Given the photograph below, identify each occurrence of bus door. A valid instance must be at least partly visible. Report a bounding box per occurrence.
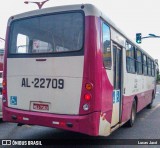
[111,44,122,127]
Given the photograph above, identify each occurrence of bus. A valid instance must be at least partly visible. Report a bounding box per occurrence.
[2,4,156,136]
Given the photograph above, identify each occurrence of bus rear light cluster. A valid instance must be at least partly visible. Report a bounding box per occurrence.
[2,80,6,95]
[82,82,93,111]
[84,82,93,101]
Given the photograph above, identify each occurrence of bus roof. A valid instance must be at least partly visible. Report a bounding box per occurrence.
[8,3,155,61]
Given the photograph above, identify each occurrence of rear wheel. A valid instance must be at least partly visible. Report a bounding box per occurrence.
[125,99,136,127]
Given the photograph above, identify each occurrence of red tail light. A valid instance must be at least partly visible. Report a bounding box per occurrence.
[84,93,91,101]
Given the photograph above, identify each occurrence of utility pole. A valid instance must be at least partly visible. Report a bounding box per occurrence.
[0,37,5,42]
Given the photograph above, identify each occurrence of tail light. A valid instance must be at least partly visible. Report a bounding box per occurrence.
[2,81,6,87]
[2,80,6,95]
[81,81,94,112]
[84,93,92,101]
[2,79,7,105]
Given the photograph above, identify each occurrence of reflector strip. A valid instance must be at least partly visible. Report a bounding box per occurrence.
[23,117,29,121]
[52,121,59,125]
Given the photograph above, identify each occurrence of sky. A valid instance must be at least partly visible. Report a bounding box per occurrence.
[0,0,160,64]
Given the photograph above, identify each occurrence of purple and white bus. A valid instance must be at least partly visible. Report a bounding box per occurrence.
[2,4,156,136]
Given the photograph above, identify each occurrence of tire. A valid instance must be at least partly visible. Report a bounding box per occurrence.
[17,123,24,126]
[147,93,154,109]
[125,99,137,127]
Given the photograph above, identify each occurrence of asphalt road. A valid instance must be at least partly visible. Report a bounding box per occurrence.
[0,85,160,147]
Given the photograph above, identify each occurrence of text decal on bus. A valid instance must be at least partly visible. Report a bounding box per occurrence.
[21,78,64,89]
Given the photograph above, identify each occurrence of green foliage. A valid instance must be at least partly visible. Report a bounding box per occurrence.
[157,73,160,83]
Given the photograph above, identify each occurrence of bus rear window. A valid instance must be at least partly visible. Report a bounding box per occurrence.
[9,11,84,54]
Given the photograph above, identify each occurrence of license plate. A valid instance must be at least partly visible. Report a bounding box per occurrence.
[33,103,49,111]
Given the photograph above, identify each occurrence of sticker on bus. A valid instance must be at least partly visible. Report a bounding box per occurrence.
[113,90,120,103]
[10,96,17,105]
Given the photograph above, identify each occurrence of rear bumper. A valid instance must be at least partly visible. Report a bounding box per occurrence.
[3,107,100,136]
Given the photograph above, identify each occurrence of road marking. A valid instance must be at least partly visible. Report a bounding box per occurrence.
[139,103,160,120]
[24,125,32,128]
[153,103,160,109]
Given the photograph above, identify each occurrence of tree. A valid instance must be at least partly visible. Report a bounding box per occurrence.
[157,71,160,84]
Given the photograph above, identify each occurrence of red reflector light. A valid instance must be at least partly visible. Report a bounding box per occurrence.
[84,93,91,101]
[59,122,65,126]
[17,116,23,120]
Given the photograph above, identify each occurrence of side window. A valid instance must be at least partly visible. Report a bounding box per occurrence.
[126,42,136,73]
[151,61,155,77]
[136,49,143,74]
[147,58,152,76]
[102,23,111,68]
[143,54,147,75]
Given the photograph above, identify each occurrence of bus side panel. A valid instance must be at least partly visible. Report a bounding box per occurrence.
[78,16,102,135]
[136,89,153,112]
[121,95,134,122]
[122,88,154,123]
[98,19,113,136]
[79,16,102,115]
[122,72,155,122]
[99,68,113,136]
[78,16,113,136]
[100,20,114,124]
[101,69,114,123]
